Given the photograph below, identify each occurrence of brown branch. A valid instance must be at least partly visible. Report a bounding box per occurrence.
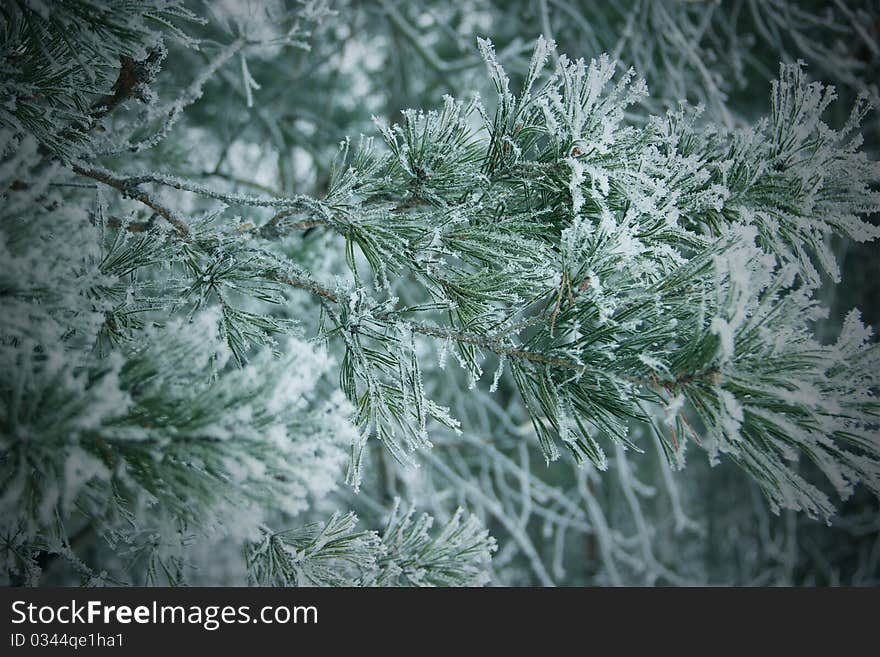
[268,272,339,305]
[72,165,191,239]
[405,322,587,371]
[405,321,724,398]
[90,49,164,119]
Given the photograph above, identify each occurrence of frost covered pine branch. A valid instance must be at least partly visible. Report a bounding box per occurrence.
[1,1,879,587]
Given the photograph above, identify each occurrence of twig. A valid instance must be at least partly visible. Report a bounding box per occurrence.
[404,322,587,371]
[72,165,191,238]
[90,49,165,119]
[379,0,481,75]
[268,271,339,305]
[197,170,282,196]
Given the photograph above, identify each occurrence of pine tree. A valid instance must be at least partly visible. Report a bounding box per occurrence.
[1,0,879,586]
